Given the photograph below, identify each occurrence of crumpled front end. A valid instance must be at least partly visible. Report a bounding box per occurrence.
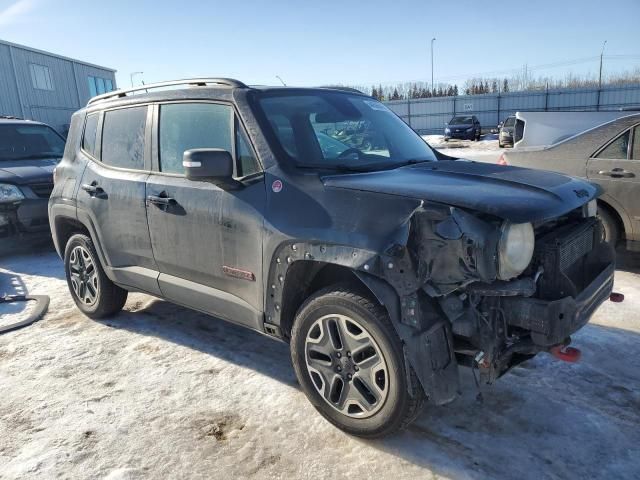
[402,203,615,388]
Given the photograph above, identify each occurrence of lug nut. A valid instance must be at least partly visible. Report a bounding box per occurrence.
[354,365,359,371]
[347,373,352,380]
[336,366,342,372]
[336,352,341,358]
[346,351,351,358]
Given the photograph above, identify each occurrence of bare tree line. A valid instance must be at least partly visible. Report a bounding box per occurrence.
[348,67,640,101]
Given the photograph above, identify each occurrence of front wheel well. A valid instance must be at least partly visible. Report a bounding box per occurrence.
[278,261,377,341]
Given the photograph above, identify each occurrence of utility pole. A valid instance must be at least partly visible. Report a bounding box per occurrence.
[431,38,436,95]
[130,71,144,88]
[598,40,607,89]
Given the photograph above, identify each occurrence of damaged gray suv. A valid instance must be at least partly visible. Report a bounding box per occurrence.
[49,78,615,438]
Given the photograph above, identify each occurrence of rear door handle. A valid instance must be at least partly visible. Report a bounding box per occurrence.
[147,194,177,207]
[81,182,104,195]
[598,169,635,178]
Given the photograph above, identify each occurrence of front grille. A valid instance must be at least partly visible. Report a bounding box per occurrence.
[533,218,599,299]
[28,182,53,198]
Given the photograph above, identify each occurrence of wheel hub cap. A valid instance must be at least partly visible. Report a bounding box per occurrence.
[304,314,389,418]
[68,246,99,306]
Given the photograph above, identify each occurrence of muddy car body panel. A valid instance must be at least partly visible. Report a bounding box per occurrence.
[49,79,615,433]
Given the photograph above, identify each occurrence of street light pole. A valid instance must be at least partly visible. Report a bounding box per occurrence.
[598,40,607,89]
[130,71,144,88]
[431,37,436,95]
[275,75,287,86]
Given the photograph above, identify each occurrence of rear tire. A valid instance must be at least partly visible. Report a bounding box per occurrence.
[598,206,620,248]
[290,285,425,438]
[64,234,128,319]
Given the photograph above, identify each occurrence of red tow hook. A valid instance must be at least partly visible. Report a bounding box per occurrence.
[549,344,582,363]
[610,292,625,303]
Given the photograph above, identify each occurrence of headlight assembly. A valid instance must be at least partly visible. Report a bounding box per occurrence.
[497,221,535,280]
[0,183,24,203]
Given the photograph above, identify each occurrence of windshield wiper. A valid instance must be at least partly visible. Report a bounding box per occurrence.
[404,158,436,165]
[11,153,62,160]
[298,163,379,172]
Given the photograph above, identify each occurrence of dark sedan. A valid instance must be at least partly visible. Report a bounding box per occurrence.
[444,115,481,141]
[0,118,65,252]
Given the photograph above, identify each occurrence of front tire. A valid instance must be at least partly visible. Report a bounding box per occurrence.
[64,234,128,319]
[290,285,425,438]
[598,206,620,248]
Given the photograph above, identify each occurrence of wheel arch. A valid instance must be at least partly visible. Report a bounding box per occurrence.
[276,260,397,342]
[597,197,627,240]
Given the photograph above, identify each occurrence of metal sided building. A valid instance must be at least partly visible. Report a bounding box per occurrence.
[0,39,117,135]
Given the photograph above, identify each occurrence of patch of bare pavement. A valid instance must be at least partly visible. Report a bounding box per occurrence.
[1,248,639,479]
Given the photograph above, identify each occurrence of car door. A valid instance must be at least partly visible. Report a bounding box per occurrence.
[145,101,266,329]
[76,105,161,295]
[587,125,640,241]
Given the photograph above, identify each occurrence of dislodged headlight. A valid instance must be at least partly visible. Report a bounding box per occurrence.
[0,183,24,203]
[497,222,535,280]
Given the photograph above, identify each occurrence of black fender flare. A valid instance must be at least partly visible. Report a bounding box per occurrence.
[266,240,460,405]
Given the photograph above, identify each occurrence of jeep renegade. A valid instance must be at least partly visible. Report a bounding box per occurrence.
[49,78,615,438]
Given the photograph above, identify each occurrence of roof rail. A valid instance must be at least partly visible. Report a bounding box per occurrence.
[87,78,248,106]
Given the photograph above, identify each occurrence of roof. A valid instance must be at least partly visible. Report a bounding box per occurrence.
[0,117,43,125]
[85,78,367,109]
[0,38,116,72]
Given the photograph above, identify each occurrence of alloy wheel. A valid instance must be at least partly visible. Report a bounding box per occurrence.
[304,314,389,418]
[68,245,99,306]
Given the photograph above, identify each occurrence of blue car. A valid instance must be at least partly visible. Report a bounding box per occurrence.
[444,115,481,141]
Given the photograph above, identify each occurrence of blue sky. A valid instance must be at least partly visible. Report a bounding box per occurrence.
[1,0,638,89]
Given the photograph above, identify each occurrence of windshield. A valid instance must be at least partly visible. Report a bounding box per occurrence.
[0,124,65,161]
[255,91,437,170]
[450,116,473,125]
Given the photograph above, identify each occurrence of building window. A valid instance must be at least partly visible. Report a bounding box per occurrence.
[29,64,54,91]
[88,75,115,97]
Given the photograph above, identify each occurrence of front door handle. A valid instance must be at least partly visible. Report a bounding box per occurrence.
[81,182,104,196]
[598,169,636,178]
[147,194,177,207]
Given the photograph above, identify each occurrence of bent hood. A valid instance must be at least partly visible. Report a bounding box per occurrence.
[322,160,599,223]
[0,158,58,185]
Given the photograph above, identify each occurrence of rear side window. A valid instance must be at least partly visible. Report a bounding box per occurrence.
[597,130,630,160]
[504,117,516,127]
[82,113,99,157]
[159,103,232,174]
[101,106,147,169]
[633,127,640,160]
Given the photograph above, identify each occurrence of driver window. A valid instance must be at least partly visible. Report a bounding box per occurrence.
[159,103,232,174]
[596,130,630,160]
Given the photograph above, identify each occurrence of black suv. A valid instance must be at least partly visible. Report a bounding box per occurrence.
[49,79,615,438]
[1,117,65,250]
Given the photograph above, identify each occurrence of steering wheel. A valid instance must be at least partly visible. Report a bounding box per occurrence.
[336,148,363,160]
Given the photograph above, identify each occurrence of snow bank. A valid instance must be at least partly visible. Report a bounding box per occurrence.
[1,249,639,479]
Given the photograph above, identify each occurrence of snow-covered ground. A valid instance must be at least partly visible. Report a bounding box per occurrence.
[1,246,640,479]
[423,134,503,164]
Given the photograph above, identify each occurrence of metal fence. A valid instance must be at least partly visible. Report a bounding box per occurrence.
[384,84,640,134]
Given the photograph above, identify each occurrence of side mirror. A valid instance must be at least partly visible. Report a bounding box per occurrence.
[183,148,241,189]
